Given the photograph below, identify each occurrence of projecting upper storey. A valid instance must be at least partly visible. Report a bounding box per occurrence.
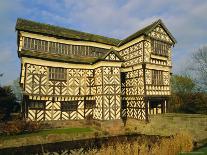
[16,18,176,65]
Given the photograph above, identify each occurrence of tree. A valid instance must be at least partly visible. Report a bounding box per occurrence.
[171,74,196,95]
[0,86,20,121]
[191,46,207,91]
[170,74,207,114]
[169,74,195,113]
[0,73,3,86]
[11,78,23,101]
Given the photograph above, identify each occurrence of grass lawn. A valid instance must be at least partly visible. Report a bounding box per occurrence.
[0,127,93,140]
[125,113,207,142]
[179,146,207,155]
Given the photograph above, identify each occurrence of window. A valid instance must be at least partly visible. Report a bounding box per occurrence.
[29,101,45,109]
[151,40,170,56]
[84,100,96,109]
[34,39,38,50]
[61,101,78,111]
[49,67,67,81]
[22,37,108,56]
[30,38,35,49]
[152,70,163,85]
[45,41,48,52]
[23,37,29,49]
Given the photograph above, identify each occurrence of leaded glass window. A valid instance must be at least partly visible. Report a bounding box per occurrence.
[49,67,67,81]
[29,101,45,109]
[61,101,78,111]
[22,37,108,57]
[84,100,96,109]
[151,39,170,56]
[152,70,163,85]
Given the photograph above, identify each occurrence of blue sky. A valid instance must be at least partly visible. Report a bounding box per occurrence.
[0,0,207,85]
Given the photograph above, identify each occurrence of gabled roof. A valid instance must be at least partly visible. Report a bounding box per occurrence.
[118,19,177,46]
[16,18,176,63]
[16,18,121,46]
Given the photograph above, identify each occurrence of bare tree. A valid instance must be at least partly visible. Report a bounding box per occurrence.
[0,73,3,86]
[191,46,207,91]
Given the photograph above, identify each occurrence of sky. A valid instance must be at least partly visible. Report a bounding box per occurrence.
[0,0,207,85]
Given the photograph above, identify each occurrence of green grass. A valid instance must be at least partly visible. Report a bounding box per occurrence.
[179,146,207,155]
[0,127,93,140]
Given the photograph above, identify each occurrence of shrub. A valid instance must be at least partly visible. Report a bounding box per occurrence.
[169,92,207,114]
[85,114,94,126]
[24,121,41,133]
[2,121,19,135]
[1,120,41,135]
[85,114,93,121]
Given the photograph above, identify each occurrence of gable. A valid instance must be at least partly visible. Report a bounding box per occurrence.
[148,24,174,44]
[118,19,176,47]
[100,48,123,62]
[105,52,120,61]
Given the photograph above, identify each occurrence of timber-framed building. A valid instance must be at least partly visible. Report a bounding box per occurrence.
[16,18,176,121]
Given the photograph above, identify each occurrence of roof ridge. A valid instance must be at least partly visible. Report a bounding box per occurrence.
[118,19,161,46]
[16,18,121,46]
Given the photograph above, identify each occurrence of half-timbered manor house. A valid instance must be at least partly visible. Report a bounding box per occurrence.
[16,18,176,121]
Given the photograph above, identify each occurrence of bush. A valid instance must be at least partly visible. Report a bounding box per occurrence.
[85,114,94,126]
[24,121,41,133]
[1,121,23,135]
[1,120,41,135]
[169,92,207,114]
[170,74,207,114]
[181,93,207,114]
[0,86,20,121]
[85,114,93,120]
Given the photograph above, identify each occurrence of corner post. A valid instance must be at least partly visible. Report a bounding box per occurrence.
[142,63,149,122]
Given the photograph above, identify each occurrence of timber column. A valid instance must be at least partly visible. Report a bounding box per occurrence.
[142,63,149,122]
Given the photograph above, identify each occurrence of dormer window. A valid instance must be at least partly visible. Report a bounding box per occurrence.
[151,39,170,57]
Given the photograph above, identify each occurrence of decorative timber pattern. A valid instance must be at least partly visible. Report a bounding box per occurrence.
[148,25,173,44]
[93,67,121,120]
[119,41,143,67]
[17,18,176,121]
[102,67,121,120]
[145,69,170,96]
[105,52,120,61]
[25,63,97,121]
[25,64,48,96]
[149,25,172,66]
[121,69,146,119]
